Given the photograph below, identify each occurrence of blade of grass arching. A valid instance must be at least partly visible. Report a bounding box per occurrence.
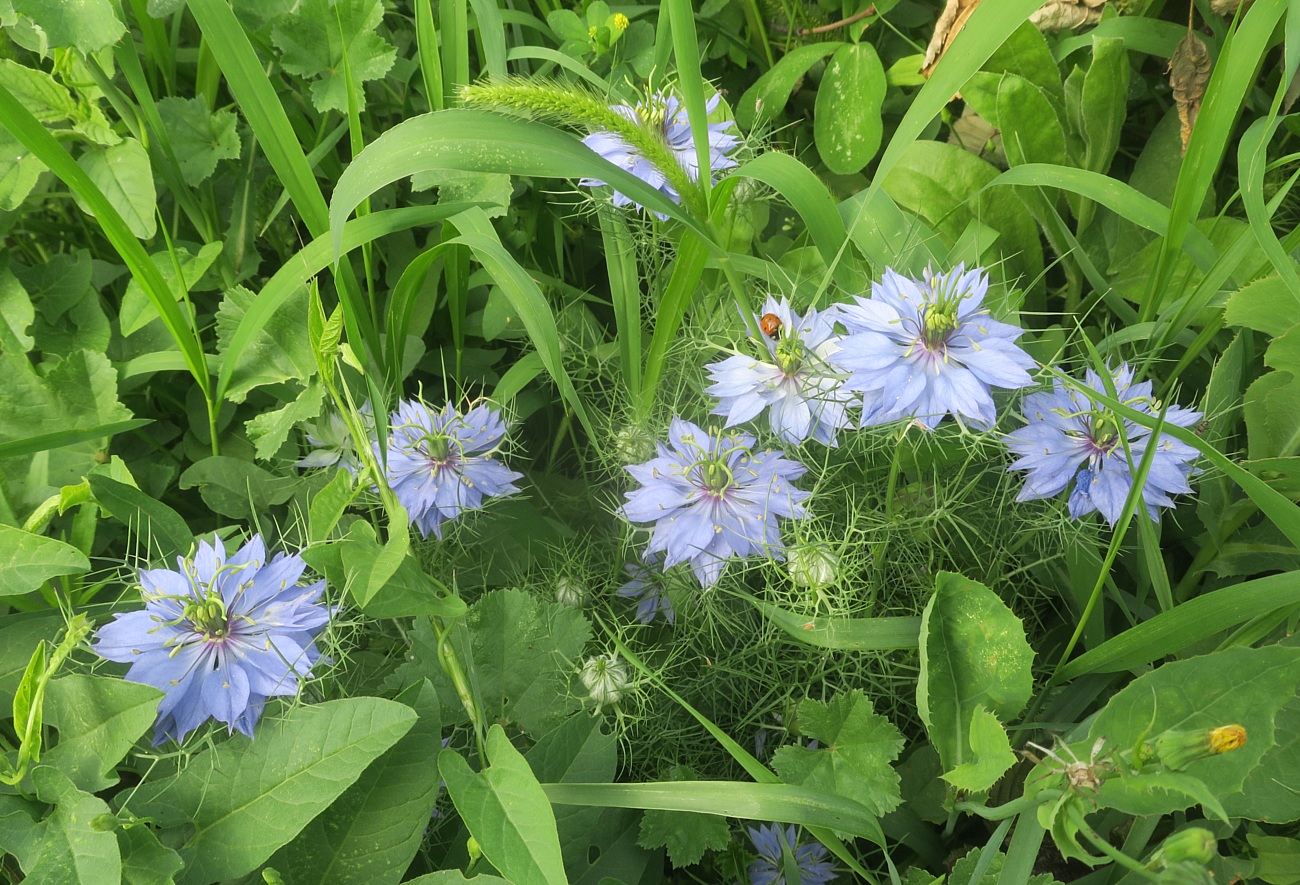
[467,0,508,79]
[666,0,713,208]
[0,421,152,460]
[1053,16,1188,61]
[598,207,642,398]
[123,0,174,94]
[492,351,545,404]
[1138,0,1286,323]
[1054,569,1300,680]
[445,207,595,437]
[215,205,460,405]
[0,84,210,397]
[1035,188,1139,325]
[507,47,612,90]
[999,814,1047,885]
[416,0,444,111]
[541,781,885,844]
[259,121,348,236]
[186,0,328,234]
[738,591,921,650]
[597,615,884,885]
[441,0,470,107]
[1240,115,1300,302]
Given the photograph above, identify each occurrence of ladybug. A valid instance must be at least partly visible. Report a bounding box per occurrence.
[759,313,783,339]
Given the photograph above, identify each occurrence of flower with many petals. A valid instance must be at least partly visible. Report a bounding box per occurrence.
[746,824,837,885]
[621,418,810,587]
[93,535,331,745]
[580,92,740,218]
[706,297,853,446]
[297,403,375,475]
[615,558,675,625]
[1003,363,1201,525]
[832,265,1036,430]
[381,400,523,539]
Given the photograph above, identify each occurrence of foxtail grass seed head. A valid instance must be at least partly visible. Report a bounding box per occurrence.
[93,535,332,745]
[1004,363,1202,526]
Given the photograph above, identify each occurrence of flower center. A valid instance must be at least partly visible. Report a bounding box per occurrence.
[699,457,733,494]
[422,431,461,470]
[1090,411,1121,452]
[920,305,959,351]
[774,337,804,375]
[183,588,230,640]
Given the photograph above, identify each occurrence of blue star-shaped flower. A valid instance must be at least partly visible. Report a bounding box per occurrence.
[746,824,837,885]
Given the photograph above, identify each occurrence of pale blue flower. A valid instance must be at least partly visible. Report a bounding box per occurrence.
[706,296,853,446]
[580,92,740,218]
[1003,363,1202,525]
[615,557,674,624]
[746,824,837,885]
[381,399,524,539]
[297,403,374,474]
[93,535,331,745]
[832,265,1036,430]
[620,418,810,587]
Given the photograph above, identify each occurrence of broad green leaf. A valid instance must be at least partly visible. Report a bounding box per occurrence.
[271,683,444,885]
[1248,834,1300,885]
[335,521,465,620]
[12,0,125,51]
[215,283,316,403]
[770,690,904,817]
[245,379,325,461]
[440,725,568,885]
[1226,696,1300,822]
[1226,275,1300,336]
[1077,37,1128,175]
[308,468,357,543]
[0,126,44,211]
[120,241,224,336]
[74,139,156,240]
[130,698,417,884]
[118,825,184,885]
[815,42,886,174]
[156,97,240,186]
[420,169,513,219]
[0,614,60,711]
[0,349,131,447]
[0,58,76,124]
[88,475,192,563]
[0,766,121,885]
[467,588,592,734]
[178,455,297,519]
[918,572,1034,775]
[735,42,843,130]
[1245,371,1300,461]
[1090,646,1300,806]
[747,593,920,650]
[980,21,1062,107]
[941,705,1016,793]
[0,263,34,351]
[271,0,397,113]
[42,675,160,793]
[0,525,90,596]
[405,874,510,884]
[991,74,1067,168]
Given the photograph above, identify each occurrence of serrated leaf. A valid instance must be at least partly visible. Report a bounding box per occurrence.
[917,572,1034,776]
[941,705,1016,793]
[769,689,904,817]
[467,589,593,734]
[215,283,316,403]
[814,43,886,175]
[88,475,192,563]
[43,675,162,792]
[637,809,730,868]
[12,0,125,51]
[156,96,240,186]
[119,825,184,885]
[245,379,325,461]
[270,0,396,113]
[120,241,223,335]
[0,525,90,596]
[1095,770,1227,822]
[1226,275,1300,336]
[1226,696,1300,822]
[440,725,568,885]
[270,682,443,885]
[74,139,156,239]
[130,698,417,884]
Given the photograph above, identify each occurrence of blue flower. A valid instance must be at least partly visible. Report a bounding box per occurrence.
[381,399,523,539]
[832,265,1036,430]
[620,418,810,588]
[580,92,740,218]
[615,557,675,625]
[746,824,837,885]
[92,535,331,745]
[1003,363,1202,525]
[706,296,853,446]
[297,403,374,475]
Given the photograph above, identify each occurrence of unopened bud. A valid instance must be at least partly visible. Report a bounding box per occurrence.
[1147,828,1216,871]
[787,544,838,590]
[555,577,585,608]
[1153,724,1246,771]
[580,653,631,707]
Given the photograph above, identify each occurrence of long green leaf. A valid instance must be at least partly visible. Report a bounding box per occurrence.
[743,594,920,650]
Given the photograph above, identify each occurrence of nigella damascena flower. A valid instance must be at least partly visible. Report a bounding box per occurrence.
[620,418,810,588]
[297,403,375,474]
[746,824,837,885]
[380,399,523,539]
[832,265,1036,430]
[705,297,853,446]
[1003,363,1202,525]
[615,557,674,625]
[579,92,740,218]
[92,535,331,745]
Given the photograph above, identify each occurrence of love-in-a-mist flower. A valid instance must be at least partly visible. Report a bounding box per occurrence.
[747,824,837,885]
[579,92,740,218]
[579,653,631,711]
[380,399,523,539]
[615,557,675,625]
[297,403,375,474]
[92,535,331,745]
[832,265,1036,430]
[1003,363,1201,525]
[621,418,810,587]
[706,297,853,446]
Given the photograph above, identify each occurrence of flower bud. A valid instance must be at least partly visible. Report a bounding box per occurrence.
[555,577,585,608]
[787,544,838,590]
[1147,828,1216,870]
[613,13,629,30]
[579,653,631,707]
[1153,724,1246,771]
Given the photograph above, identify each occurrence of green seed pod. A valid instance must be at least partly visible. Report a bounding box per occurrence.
[1147,828,1216,870]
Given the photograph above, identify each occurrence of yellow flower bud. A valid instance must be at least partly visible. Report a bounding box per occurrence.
[613,13,629,30]
[1153,724,1247,770]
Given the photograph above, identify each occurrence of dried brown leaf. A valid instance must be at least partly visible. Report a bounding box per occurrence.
[1029,0,1105,32]
[921,0,981,78]
[1169,31,1212,154]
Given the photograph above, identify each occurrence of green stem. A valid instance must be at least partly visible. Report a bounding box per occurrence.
[433,616,487,764]
[1068,807,1161,881]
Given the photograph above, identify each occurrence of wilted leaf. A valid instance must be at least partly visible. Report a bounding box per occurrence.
[922,0,981,78]
[1029,0,1106,32]
[1170,31,1211,154]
